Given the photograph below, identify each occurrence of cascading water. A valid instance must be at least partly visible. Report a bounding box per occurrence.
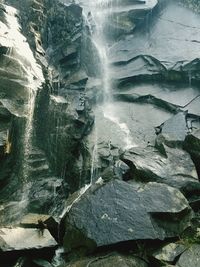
[59,0,158,221]
[3,5,44,220]
[59,0,158,232]
[83,0,136,182]
[82,0,160,155]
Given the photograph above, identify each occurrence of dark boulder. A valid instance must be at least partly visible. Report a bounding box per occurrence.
[122,146,198,189]
[61,180,192,253]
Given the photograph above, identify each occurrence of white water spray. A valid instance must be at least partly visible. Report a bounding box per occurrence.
[84,0,135,167]
[3,5,44,214]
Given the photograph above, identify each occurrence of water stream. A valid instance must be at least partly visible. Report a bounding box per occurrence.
[58,0,136,223]
[4,5,44,220]
[58,1,156,252]
[83,0,137,181]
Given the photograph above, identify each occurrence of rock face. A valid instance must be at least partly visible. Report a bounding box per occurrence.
[61,180,192,252]
[0,0,92,223]
[122,145,199,191]
[0,0,199,265]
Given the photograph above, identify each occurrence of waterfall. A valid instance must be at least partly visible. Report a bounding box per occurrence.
[83,0,136,182]
[60,0,153,219]
[4,5,44,219]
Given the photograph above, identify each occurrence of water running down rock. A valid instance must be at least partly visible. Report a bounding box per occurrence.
[0,0,200,266]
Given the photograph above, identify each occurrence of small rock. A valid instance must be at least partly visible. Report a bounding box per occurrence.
[153,243,186,263]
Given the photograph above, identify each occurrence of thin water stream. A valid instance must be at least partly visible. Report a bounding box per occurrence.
[59,0,137,223]
[84,0,137,181]
[54,1,158,265]
[3,5,44,221]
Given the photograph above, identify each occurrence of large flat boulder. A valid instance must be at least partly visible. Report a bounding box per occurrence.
[61,180,192,252]
[20,213,59,241]
[0,227,57,252]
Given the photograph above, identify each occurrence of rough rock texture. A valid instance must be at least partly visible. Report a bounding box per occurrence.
[0,0,199,266]
[122,145,199,190]
[176,244,200,267]
[85,0,200,175]
[0,0,93,223]
[61,180,192,252]
[64,253,148,267]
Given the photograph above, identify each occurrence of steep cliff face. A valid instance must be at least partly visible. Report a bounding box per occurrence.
[0,0,94,223]
[0,0,200,266]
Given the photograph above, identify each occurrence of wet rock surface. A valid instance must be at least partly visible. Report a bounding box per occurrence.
[122,145,198,188]
[156,112,188,147]
[0,0,199,266]
[61,180,192,252]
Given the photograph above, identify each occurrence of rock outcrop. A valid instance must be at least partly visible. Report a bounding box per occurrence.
[122,145,199,191]
[61,180,192,253]
[0,0,200,266]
